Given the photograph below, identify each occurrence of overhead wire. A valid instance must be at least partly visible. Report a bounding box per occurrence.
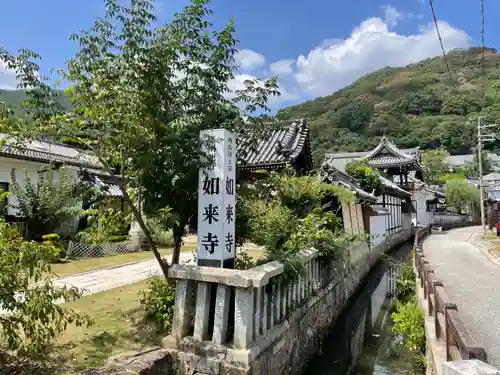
[428,0,455,84]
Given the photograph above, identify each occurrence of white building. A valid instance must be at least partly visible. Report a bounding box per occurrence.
[0,136,123,234]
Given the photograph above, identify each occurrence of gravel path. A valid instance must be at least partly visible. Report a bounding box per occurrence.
[423,226,500,368]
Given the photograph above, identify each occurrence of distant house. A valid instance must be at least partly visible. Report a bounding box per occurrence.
[447,153,500,172]
[0,135,123,234]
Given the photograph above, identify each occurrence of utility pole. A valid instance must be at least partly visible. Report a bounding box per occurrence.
[477,118,497,233]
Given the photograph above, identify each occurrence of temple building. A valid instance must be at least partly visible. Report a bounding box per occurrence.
[320,162,413,249]
[323,136,443,229]
[238,118,314,177]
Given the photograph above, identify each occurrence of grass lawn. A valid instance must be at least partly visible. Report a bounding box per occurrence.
[50,246,195,278]
[56,278,160,371]
[55,249,266,371]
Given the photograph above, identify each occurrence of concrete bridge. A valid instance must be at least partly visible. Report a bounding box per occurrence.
[414,225,500,375]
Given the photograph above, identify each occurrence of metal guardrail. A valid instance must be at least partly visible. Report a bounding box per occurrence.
[414,223,488,362]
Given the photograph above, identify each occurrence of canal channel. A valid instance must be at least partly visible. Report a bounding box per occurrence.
[303,241,423,375]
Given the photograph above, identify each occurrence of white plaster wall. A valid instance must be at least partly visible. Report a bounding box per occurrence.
[369,215,385,246]
[434,213,467,223]
[411,191,432,227]
[402,212,412,231]
[488,189,500,200]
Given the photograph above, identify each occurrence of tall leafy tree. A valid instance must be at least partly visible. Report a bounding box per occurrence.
[466,150,496,178]
[1,0,280,276]
[421,148,450,185]
[9,168,89,241]
[444,178,480,214]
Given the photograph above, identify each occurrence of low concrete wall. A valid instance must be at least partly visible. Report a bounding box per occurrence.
[84,230,411,375]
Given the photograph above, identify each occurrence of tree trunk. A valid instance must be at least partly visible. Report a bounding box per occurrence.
[91,151,170,279]
[171,223,184,265]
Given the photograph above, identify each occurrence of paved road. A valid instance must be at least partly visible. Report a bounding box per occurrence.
[423,226,500,368]
[53,252,194,296]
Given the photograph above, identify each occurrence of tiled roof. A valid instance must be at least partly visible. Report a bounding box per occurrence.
[79,170,123,197]
[90,176,123,197]
[240,119,313,170]
[0,135,102,169]
[379,176,411,197]
[319,163,377,202]
[483,172,500,181]
[324,143,421,173]
[364,136,422,170]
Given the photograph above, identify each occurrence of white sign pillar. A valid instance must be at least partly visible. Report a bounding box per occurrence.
[197,129,236,268]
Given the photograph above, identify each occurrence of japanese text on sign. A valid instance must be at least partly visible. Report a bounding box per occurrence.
[197,129,236,266]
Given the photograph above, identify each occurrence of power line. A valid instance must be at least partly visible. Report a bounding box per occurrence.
[428,0,454,83]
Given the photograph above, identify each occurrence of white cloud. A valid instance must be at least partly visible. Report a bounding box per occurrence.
[226,73,298,106]
[292,17,470,97]
[234,49,265,71]
[382,5,403,27]
[0,61,18,90]
[269,59,295,75]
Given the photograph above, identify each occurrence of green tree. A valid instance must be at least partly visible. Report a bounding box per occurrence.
[466,151,495,178]
[421,148,450,185]
[345,158,384,196]
[338,100,374,131]
[0,216,91,359]
[444,178,480,214]
[9,168,89,241]
[1,0,280,276]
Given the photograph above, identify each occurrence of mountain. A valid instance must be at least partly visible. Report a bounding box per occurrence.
[0,89,72,114]
[277,47,500,164]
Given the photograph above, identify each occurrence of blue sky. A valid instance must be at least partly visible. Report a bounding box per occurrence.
[0,0,498,110]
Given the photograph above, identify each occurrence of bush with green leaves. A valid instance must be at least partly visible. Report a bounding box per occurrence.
[77,207,131,245]
[9,168,90,241]
[345,158,384,196]
[395,264,417,302]
[139,277,177,331]
[41,233,66,263]
[392,299,425,353]
[237,170,357,282]
[0,218,92,358]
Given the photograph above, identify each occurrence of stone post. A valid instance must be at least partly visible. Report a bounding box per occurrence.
[443,360,499,375]
[129,195,148,250]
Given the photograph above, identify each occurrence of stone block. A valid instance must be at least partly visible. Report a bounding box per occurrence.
[443,360,500,375]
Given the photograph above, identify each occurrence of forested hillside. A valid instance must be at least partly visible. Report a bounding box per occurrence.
[0,89,72,114]
[278,47,500,163]
[3,48,500,165]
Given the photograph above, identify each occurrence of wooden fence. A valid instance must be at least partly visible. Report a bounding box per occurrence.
[414,224,488,362]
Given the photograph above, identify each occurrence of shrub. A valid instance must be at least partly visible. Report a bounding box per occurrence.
[396,264,416,302]
[0,218,92,357]
[77,208,131,245]
[139,277,177,332]
[146,216,175,247]
[235,250,256,270]
[345,158,384,196]
[41,233,66,263]
[392,299,425,353]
